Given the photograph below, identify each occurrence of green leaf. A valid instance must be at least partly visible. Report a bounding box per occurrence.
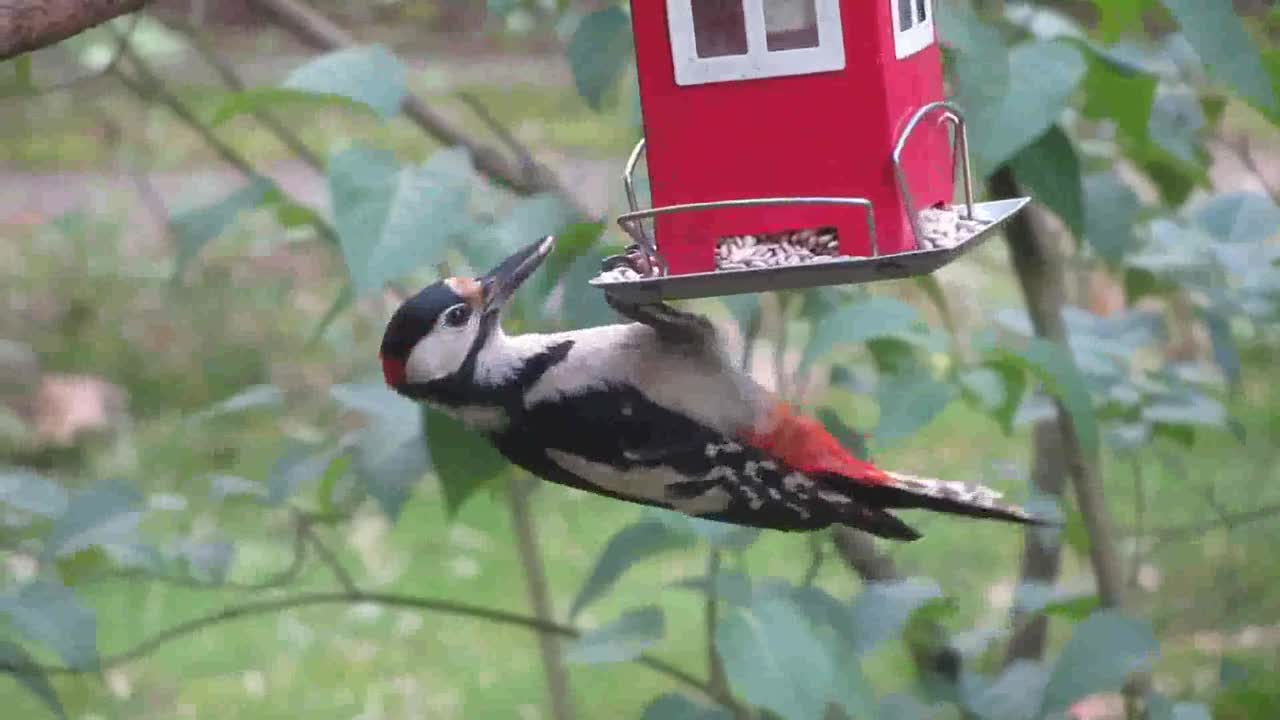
[1194,192,1280,245]
[641,694,733,720]
[1158,0,1276,113]
[1062,507,1092,559]
[0,468,67,517]
[1197,305,1241,389]
[189,383,283,422]
[817,408,869,461]
[0,580,97,670]
[1147,88,1205,166]
[1083,173,1142,265]
[940,0,1010,110]
[328,144,474,295]
[177,539,235,584]
[212,45,406,126]
[1141,392,1227,429]
[1149,695,1212,720]
[1013,582,1100,620]
[55,548,109,587]
[422,406,508,518]
[966,41,1088,176]
[1091,0,1148,41]
[170,177,274,282]
[45,480,144,559]
[210,88,378,128]
[879,694,937,720]
[645,507,760,550]
[873,374,956,448]
[721,294,763,343]
[996,338,1099,456]
[333,383,429,519]
[957,366,1008,416]
[964,660,1049,720]
[801,296,921,374]
[208,474,267,504]
[567,8,634,110]
[566,606,665,664]
[1010,126,1084,238]
[981,354,1032,434]
[570,519,695,620]
[535,221,605,323]
[717,595,838,720]
[0,640,65,719]
[849,578,947,656]
[267,445,341,506]
[1081,47,1157,143]
[1039,610,1158,717]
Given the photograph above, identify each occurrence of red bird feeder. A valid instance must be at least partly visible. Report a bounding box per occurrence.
[591,0,1030,302]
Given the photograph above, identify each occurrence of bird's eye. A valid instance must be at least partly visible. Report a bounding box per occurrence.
[442,304,471,328]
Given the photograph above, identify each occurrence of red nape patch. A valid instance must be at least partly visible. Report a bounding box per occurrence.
[381,354,407,387]
[742,402,890,485]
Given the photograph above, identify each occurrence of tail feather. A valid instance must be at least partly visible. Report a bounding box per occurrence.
[849,470,1046,526]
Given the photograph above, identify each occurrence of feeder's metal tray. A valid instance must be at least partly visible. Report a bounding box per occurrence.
[591,197,1030,302]
[594,101,1030,302]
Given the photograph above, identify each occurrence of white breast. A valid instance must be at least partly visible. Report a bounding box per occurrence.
[521,324,764,435]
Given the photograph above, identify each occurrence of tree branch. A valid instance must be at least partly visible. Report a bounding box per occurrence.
[301,522,357,594]
[0,589,741,712]
[0,0,148,60]
[508,476,578,720]
[246,0,588,216]
[162,14,324,172]
[989,167,1126,609]
[109,32,339,249]
[1003,421,1068,665]
[1134,502,1280,543]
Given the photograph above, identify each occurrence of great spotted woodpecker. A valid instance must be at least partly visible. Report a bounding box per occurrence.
[379,236,1042,540]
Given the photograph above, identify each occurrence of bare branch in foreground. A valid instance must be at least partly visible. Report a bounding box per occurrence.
[0,590,743,713]
[0,0,148,60]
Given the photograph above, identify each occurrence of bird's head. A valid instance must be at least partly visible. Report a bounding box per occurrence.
[379,236,555,397]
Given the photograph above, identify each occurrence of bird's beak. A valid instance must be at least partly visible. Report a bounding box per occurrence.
[480,236,556,313]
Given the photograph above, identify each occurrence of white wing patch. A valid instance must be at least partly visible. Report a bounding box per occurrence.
[546,449,732,515]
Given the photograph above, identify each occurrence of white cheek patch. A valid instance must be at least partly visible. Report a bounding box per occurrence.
[404,316,481,383]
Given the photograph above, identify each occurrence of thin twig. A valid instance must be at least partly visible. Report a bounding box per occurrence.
[109,33,338,248]
[0,590,742,712]
[301,522,358,594]
[105,512,309,592]
[163,14,324,172]
[773,293,792,401]
[508,476,577,720]
[705,549,726,694]
[1127,457,1146,591]
[457,91,538,187]
[801,533,825,587]
[1137,502,1280,543]
[246,0,588,216]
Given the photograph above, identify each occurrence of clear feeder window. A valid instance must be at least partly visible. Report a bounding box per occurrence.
[668,0,845,85]
[764,0,820,51]
[891,0,935,59]
[692,1,749,57]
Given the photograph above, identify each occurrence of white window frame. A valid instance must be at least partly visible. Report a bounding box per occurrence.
[891,0,935,60]
[666,0,846,86]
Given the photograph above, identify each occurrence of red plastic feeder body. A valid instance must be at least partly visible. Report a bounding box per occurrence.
[629,0,954,276]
